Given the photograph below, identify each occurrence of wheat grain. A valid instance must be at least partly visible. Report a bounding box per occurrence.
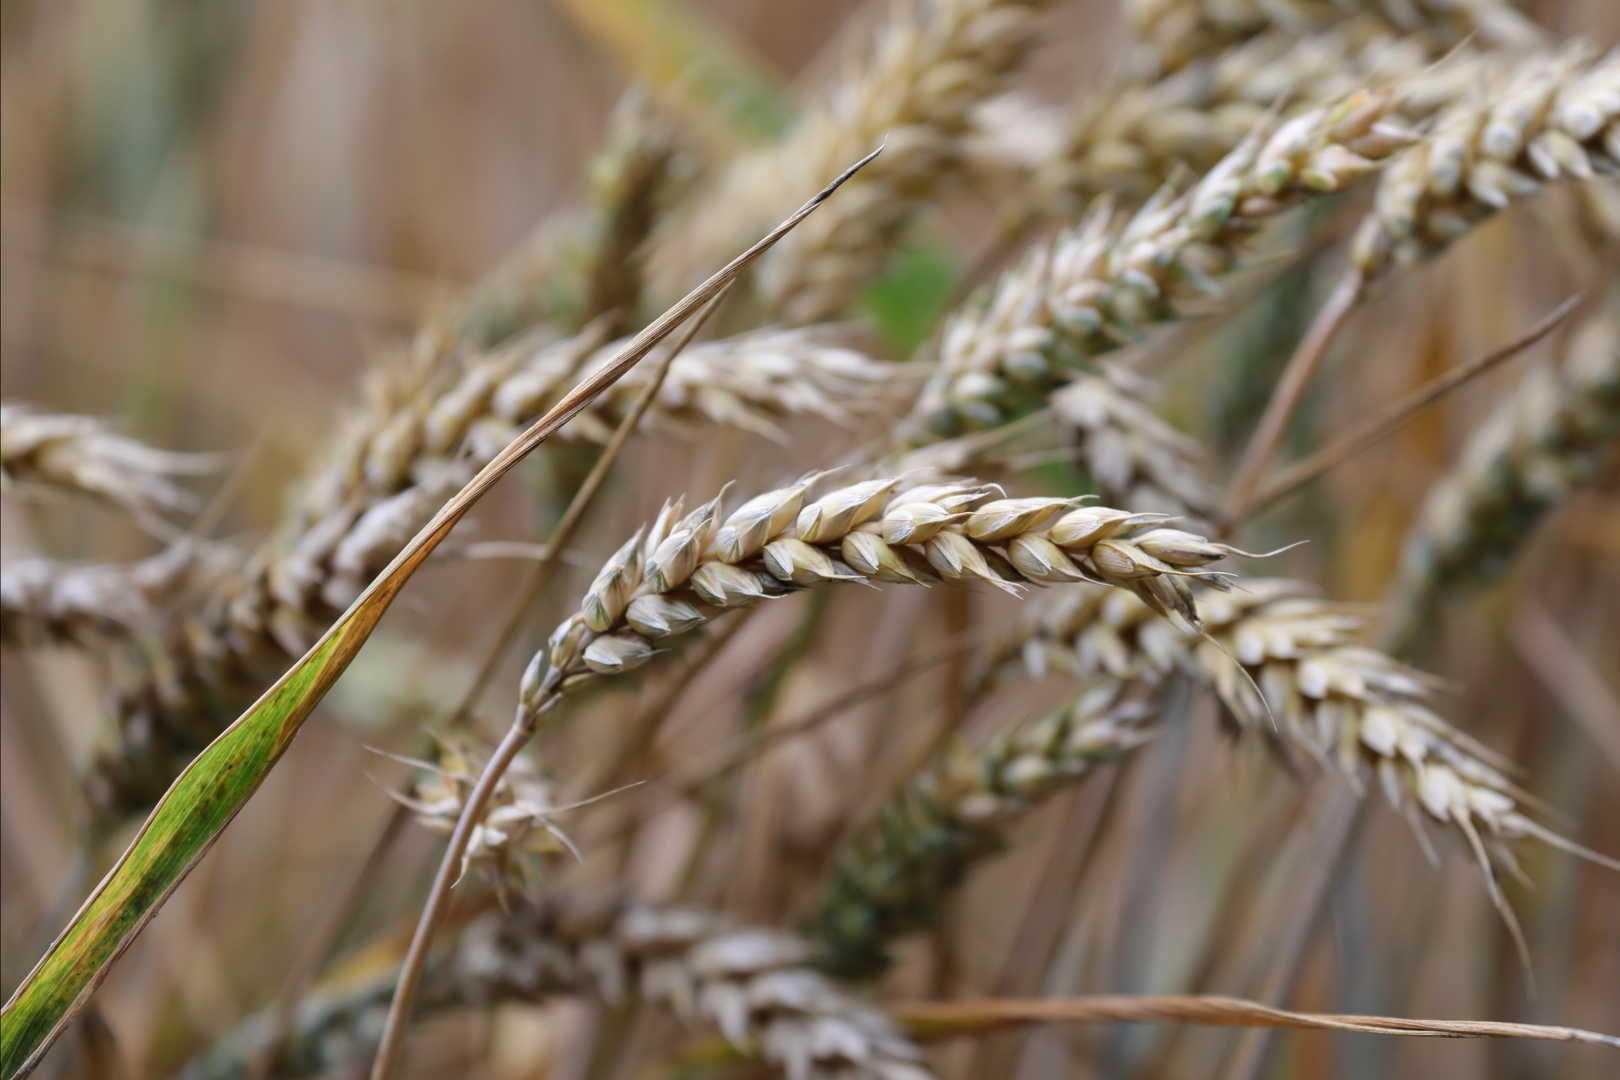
[809,685,1154,978]
[1385,311,1620,657]
[520,476,1267,712]
[647,0,1053,327]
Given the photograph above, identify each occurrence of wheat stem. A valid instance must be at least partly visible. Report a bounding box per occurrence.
[370,283,739,1080]
[1225,264,1365,517]
[1232,291,1582,519]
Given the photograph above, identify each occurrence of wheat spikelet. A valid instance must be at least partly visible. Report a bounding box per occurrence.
[186,893,933,1080]
[377,738,591,902]
[0,403,222,531]
[810,686,1154,978]
[1352,46,1620,282]
[1385,312,1620,656]
[521,475,1266,710]
[647,0,1052,327]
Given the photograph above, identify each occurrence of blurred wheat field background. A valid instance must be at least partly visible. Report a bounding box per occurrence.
[1,1,1618,1078]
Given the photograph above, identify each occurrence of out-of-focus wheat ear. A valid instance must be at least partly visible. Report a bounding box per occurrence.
[1029,20,1440,220]
[807,685,1155,979]
[646,0,1054,327]
[0,545,215,651]
[520,477,1267,711]
[1384,311,1620,657]
[185,892,936,1080]
[1,404,228,537]
[440,88,678,347]
[1122,0,1543,79]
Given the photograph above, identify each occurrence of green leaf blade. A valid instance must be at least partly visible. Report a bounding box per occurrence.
[0,628,355,1077]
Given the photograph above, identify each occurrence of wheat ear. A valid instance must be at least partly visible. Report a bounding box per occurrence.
[897,84,1418,507]
[0,403,224,534]
[1352,46,1620,283]
[1033,19,1438,219]
[520,476,1269,711]
[0,545,210,650]
[185,892,932,1080]
[980,581,1619,899]
[1385,311,1620,656]
[1123,0,1542,78]
[647,0,1053,326]
[810,685,1154,978]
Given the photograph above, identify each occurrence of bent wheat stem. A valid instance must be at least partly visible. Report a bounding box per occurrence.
[1233,291,1582,519]
[371,284,736,1080]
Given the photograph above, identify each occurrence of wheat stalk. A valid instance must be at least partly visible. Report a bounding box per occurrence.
[1385,310,1620,656]
[647,0,1053,327]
